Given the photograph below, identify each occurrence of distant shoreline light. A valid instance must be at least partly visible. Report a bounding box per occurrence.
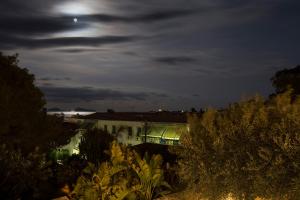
[47,111,96,117]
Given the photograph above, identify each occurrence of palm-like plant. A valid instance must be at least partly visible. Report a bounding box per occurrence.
[131,152,171,200]
[73,142,130,200]
[72,142,170,200]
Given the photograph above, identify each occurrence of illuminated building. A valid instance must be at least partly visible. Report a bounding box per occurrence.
[52,111,188,157]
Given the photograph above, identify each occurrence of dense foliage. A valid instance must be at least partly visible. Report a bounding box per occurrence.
[177,91,300,200]
[0,53,81,199]
[0,52,69,153]
[0,145,53,200]
[73,142,171,200]
[53,155,88,192]
[271,65,300,96]
[79,129,115,164]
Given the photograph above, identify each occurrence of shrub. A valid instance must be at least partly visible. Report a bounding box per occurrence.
[72,142,171,200]
[0,145,53,199]
[79,128,114,164]
[177,91,300,200]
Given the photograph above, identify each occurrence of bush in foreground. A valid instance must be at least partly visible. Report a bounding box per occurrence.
[0,145,53,199]
[79,128,115,164]
[177,91,300,200]
[72,142,171,200]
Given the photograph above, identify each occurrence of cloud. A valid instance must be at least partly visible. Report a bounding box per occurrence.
[154,56,197,65]
[38,77,71,81]
[54,48,105,53]
[149,92,168,98]
[0,0,65,15]
[129,9,195,23]
[40,82,54,87]
[40,86,168,103]
[0,34,139,49]
[0,1,194,38]
[78,9,195,23]
[0,15,87,36]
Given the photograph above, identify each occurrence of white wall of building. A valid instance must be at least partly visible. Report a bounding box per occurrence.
[95,120,145,146]
[55,118,188,158]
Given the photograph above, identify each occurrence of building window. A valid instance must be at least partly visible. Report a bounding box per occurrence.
[160,138,166,144]
[128,127,133,138]
[112,125,116,134]
[166,140,173,145]
[104,125,107,132]
[137,127,142,137]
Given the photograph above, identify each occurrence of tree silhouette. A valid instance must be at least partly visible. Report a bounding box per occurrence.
[271,65,300,96]
[0,52,67,154]
[79,128,114,164]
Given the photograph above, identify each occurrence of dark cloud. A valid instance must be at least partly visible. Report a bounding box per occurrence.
[38,77,71,81]
[129,9,195,22]
[41,86,148,102]
[0,0,64,15]
[0,1,83,37]
[0,34,139,49]
[0,15,87,36]
[154,56,197,65]
[54,48,105,53]
[149,92,168,98]
[40,86,168,103]
[79,9,195,23]
[0,1,26,15]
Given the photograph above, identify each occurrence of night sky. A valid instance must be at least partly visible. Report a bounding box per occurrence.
[1,0,300,111]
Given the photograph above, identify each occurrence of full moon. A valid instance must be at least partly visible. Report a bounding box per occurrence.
[73,18,78,23]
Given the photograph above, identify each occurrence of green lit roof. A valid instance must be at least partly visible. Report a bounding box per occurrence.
[146,125,186,140]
